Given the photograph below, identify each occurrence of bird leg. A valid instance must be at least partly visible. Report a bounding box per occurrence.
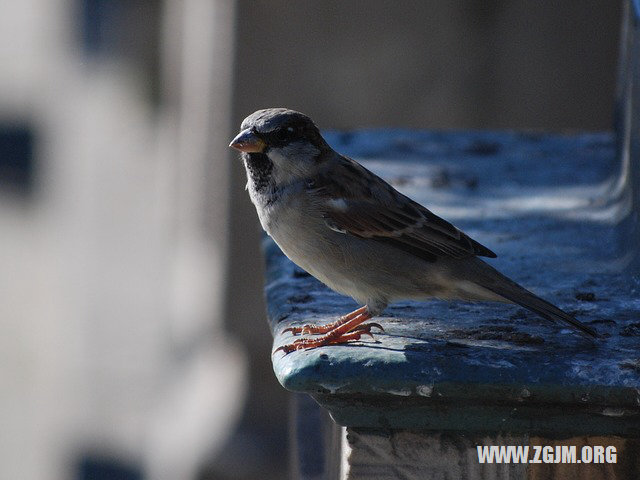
[283,305,368,335]
[275,308,384,354]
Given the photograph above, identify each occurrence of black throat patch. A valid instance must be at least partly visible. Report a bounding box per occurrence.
[243,152,273,192]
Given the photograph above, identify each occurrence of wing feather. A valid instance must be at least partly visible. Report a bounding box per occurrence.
[312,156,496,261]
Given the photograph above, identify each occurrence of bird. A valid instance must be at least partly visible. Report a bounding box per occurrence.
[229,108,598,354]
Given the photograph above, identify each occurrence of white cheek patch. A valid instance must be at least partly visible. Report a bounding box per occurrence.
[267,142,320,184]
[266,148,288,165]
[326,198,349,211]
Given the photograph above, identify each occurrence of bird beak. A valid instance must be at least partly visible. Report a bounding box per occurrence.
[229,129,266,153]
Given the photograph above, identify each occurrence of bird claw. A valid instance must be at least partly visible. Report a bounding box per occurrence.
[283,325,318,335]
[281,306,370,337]
[274,343,297,354]
[274,336,328,354]
[275,323,383,355]
[275,306,381,354]
[283,319,349,336]
[351,322,384,334]
[283,324,323,335]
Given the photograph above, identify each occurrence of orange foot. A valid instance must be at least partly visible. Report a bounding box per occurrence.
[275,306,384,354]
[283,305,368,335]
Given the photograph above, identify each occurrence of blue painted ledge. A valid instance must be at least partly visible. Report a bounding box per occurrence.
[264,129,640,436]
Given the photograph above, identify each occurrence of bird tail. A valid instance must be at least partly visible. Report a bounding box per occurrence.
[473,263,598,338]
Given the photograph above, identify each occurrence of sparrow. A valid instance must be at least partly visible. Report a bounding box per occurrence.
[229,108,598,354]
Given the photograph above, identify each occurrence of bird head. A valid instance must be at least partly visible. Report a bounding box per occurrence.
[229,108,331,185]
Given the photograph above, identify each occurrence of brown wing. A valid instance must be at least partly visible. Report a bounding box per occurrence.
[312,157,496,263]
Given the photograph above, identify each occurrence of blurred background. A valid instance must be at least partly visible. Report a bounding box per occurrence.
[0,1,621,479]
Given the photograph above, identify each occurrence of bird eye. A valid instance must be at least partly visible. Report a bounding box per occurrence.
[272,126,297,144]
